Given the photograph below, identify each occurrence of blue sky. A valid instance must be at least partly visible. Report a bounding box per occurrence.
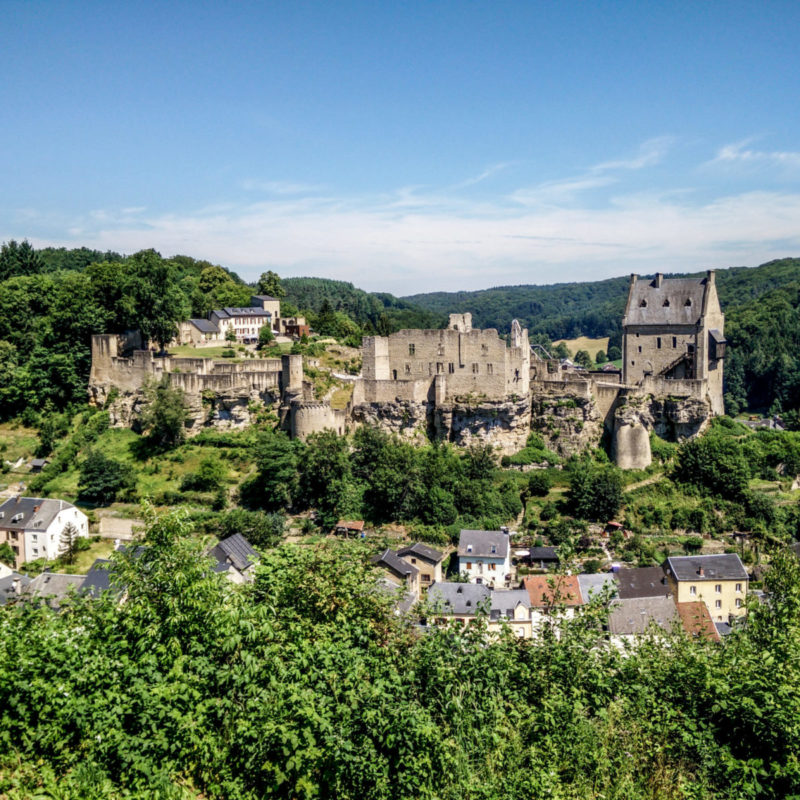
[2,0,800,293]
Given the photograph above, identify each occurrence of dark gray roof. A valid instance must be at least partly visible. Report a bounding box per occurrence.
[30,458,48,468]
[578,572,618,603]
[397,542,445,563]
[252,294,279,302]
[371,549,419,580]
[0,572,31,605]
[189,318,219,333]
[489,589,530,619]
[376,577,417,615]
[665,554,748,582]
[26,572,85,605]
[624,275,708,326]
[211,309,230,319]
[80,558,116,598]
[457,530,509,559]
[0,497,74,531]
[608,596,678,635]
[211,534,259,573]
[427,582,491,615]
[715,622,733,636]
[222,307,272,317]
[617,566,671,599]
[529,546,559,561]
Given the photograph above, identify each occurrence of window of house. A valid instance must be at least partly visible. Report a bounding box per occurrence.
[31,534,37,542]
[408,344,415,356]
[422,574,430,582]
[489,563,496,571]
[487,363,493,375]
[472,363,479,374]
[466,562,472,570]
[736,583,742,592]
[715,584,722,593]
[715,600,722,609]
[411,558,417,564]
[736,598,743,608]
[448,363,454,373]
[689,585,696,595]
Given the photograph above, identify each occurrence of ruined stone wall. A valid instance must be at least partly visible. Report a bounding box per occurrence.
[435,397,531,455]
[291,401,347,439]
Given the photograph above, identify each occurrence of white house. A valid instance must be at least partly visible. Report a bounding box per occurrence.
[0,497,89,568]
[457,529,511,587]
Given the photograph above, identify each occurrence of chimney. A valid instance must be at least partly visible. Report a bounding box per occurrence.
[706,269,715,285]
[654,273,663,288]
[629,274,638,289]
[12,577,21,596]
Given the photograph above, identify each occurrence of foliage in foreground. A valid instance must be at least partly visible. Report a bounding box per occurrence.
[2,507,800,798]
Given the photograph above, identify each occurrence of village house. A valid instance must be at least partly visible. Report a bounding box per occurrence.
[489,589,535,638]
[607,596,679,645]
[210,534,260,584]
[616,566,672,599]
[522,574,584,634]
[578,572,618,604]
[663,554,748,622]
[371,549,420,598]
[397,543,445,589]
[0,497,89,569]
[457,529,511,587]
[334,520,365,537]
[25,571,86,609]
[426,581,491,626]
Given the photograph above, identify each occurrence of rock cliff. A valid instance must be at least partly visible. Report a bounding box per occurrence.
[530,390,604,458]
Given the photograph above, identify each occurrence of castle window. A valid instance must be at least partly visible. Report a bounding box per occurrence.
[657,337,662,349]
[436,362,444,374]
[408,344,416,356]
[684,298,692,307]
[673,336,677,348]
[472,363,479,374]
[487,363,493,375]
[663,299,670,307]
[437,344,445,356]
[448,363,455,374]
[688,344,695,354]
[640,299,647,307]
[638,346,642,353]
[404,363,411,375]
[631,360,635,366]
[481,344,488,355]
[392,370,398,380]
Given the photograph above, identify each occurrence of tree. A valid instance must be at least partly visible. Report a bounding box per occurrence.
[59,522,83,565]
[673,433,750,500]
[225,327,237,343]
[180,454,227,492]
[257,270,286,299]
[140,376,189,449]
[574,349,593,369]
[243,430,301,511]
[0,239,44,281]
[127,250,188,350]
[595,350,607,365]
[78,449,136,504]
[258,324,274,349]
[0,541,15,567]
[552,342,571,360]
[607,345,622,361]
[568,464,622,521]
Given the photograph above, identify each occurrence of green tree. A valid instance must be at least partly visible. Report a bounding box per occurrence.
[179,454,227,492]
[607,345,622,360]
[243,430,301,511]
[594,349,607,364]
[58,522,82,565]
[574,349,593,369]
[568,464,622,521]
[0,541,15,567]
[140,376,189,449]
[673,433,750,499]
[258,324,275,349]
[78,449,136,504]
[0,239,44,280]
[257,269,286,299]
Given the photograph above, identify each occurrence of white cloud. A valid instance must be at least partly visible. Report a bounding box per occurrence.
[591,136,674,173]
[712,139,800,169]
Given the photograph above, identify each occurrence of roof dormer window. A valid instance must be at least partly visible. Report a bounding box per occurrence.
[467,545,472,553]
[491,545,496,554]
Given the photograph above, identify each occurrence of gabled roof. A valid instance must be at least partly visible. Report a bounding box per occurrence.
[578,572,618,603]
[376,577,417,615]
[0,572,31,605]
[80,558,117,598]
[427,581,491,615]
[397,542,445,564]
[624,274,709,327]
[522,575,583,608]
[608,596,678,635]
[26,572,85,606]
[677,601,720,642]
[665,554,748,582]
[617,566,671,599]
[490,589,530,619]
[189,318,219,333]
[371,549,419,580]
[457,530,509,559]
[0,497,76,532]
[210,534,259,573]
[336,520,365,531]
[528,546,559,561]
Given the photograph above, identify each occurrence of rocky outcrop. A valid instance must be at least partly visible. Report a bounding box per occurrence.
[350,401,432,445]
[435,397,531,455]
[530,390,604,458]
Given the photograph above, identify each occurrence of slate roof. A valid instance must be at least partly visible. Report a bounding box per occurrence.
[397,542,445,563]
[677,601,720,642]
[189,318,219,333]
[26,572,85,606]
[665,554,748,582]
[522,575,583,608]
[0,572,31,605]
[578,572,618,603]
[0,497,74,531]
[80,558,116,598]
[617,566,671,599]
[624,274,708,327]
[371,549,419,580]
[376,577,417,615]
[222,307,272,317]
[210,534,259,573]
[490,589,530,619]
[529,546,559,562]
[427,582,491,615]
[608,596,678,635]
[457,530,509,560]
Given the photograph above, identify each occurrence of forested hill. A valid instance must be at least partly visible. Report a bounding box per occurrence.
[403,258,800,343]
[282,277,446,334]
